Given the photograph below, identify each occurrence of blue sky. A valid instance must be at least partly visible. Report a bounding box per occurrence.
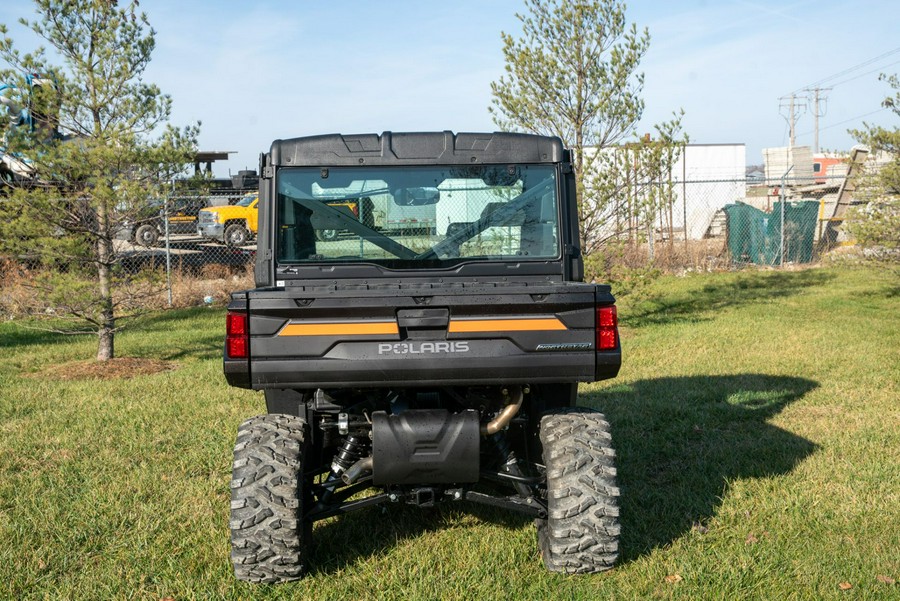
[2,1,898,175]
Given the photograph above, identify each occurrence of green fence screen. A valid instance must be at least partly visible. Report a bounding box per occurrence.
[723,200,819,265]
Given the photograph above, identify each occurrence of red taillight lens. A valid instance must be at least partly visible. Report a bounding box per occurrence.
[596,305,618,350]
[226,311,249,359]
[227,336,248,359]
[227,312,247,335]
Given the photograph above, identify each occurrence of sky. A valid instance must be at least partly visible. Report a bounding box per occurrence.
[1,1,898,176]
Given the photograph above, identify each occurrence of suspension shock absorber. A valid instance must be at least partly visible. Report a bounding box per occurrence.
[331,434,369,477]
[317,433,370,506]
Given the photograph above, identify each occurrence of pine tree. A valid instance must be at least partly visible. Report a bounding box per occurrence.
[0,0,198,360]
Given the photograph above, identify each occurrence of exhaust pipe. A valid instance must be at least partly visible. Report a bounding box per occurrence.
[481,386,525,436]
[341,456,373,485]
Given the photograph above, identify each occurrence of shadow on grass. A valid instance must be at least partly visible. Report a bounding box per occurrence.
[0,322,91,349]
[580,373,819,562]
[309,503,536,580]
[306,373,816,574]
[0,306,220,352]
[154,338,223,362]
[128,308,225,361]
[307,477,543,576]
[130,305,221,328]
[309,505,452,575]
[626,269,835,328]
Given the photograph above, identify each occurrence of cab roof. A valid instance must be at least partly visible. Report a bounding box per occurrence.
[269,131,566,167]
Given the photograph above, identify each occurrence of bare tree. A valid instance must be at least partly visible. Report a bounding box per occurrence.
[490,0,686,254]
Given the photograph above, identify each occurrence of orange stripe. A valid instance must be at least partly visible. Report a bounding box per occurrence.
[279,321,399,336]
[448,317,566,333]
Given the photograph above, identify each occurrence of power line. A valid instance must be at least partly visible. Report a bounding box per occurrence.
[784,48,899,150]
[791,46,900,95]
[795,107,889,137]
[803,87,831,153]
[827,59,900,89]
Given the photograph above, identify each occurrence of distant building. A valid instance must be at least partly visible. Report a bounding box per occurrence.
[763,146,815,183]
[762,146,849,185]
[672,143,746,239]
[584,142,746,241]
[812,153,847,183]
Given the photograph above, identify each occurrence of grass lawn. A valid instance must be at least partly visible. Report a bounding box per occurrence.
[0,265,897,600]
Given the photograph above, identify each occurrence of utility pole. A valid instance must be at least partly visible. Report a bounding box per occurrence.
[804,87,831,153]
[790,95,796,147]
[779,94,806,149]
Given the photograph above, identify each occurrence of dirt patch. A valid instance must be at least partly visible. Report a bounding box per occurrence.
[31,357,178,381]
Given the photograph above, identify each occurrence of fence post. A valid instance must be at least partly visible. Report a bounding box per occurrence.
[682,152,687,257]
[647,179,655,262]
[164,180,173,307]
[779,166,793,267]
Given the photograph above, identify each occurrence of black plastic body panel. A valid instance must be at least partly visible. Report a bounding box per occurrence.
[224,280,620,390]
[270,131,565,168]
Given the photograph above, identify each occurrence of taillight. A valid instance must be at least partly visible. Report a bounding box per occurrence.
[596,305,618,351]
[226,311,249,359]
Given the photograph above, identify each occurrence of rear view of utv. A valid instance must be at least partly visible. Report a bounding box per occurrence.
[224,131,622,581]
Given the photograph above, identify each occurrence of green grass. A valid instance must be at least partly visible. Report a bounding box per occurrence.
[1,266,898,600]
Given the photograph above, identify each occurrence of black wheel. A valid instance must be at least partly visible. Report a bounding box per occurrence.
[230,414,311,582]
[315,228,338,241]
[225,223,249,247]
[536,409,620,573]
[134,224,158,247]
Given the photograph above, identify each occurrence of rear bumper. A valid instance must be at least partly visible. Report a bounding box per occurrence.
[226,349,620,389]
[224,281,622,390]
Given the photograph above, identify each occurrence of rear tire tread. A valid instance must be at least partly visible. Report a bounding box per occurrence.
[230,414,309,583]
[536,409,620,574]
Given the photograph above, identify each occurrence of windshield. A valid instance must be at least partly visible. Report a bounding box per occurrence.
[236,194,257,207]
[275,165,559,270]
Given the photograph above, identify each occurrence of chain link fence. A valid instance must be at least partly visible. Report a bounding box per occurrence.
[583,174,854,274]
[112,191,258,307]
[1,173,858,318]
[141,175,854,289]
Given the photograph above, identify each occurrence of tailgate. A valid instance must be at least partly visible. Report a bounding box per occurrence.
[227,282,619,389]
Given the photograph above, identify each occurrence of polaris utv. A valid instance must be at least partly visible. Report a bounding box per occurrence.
[224,131,621,580]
